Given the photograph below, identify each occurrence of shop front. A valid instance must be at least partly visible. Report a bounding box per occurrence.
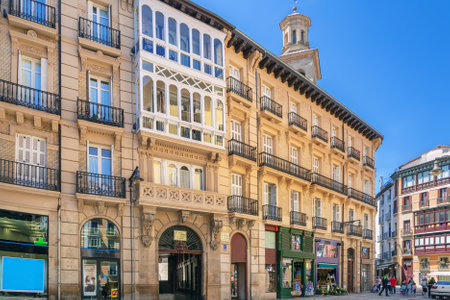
[315,239,339,292]
[277,227,315,298]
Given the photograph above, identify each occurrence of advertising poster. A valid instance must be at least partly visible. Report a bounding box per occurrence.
[305,281,314,296]
[83,261,97,296]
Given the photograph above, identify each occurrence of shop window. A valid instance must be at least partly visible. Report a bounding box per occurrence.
[281,258,292,289]
[362,247,370,259]
[265,264,276,292]
[316,243,338,258]
[291,235,301,251]
[142,5,153,37]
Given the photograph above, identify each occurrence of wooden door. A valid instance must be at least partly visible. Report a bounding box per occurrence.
[347,259,354,293]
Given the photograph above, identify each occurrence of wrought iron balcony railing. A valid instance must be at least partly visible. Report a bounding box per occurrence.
[260,96,282,118]
[227,195,258,216]
[290,211,307,226]
[312,172,347,195]
[77,98,124,127]
[331,137,345,153]
[312,216,327,230]
[227,139,256,161]
[348,188,376,207]
[392,230,398,237]
[438,195,450,205]
[0,79,60,114]
[9,0,56,28]
[347,224,362,237]
[0,158,59,191]
[363,155,375,169]
[288,112,307,131]
[76,171,126,198]
[402,228,412,235]
[363,228,373,240]
[262,204,282,221]
[311,125,328,143]
[419,199,430,208]
[331,221,344,233]
[402,204,412,212]
[258,152,311,182]
[78,17,121,49]
[226,77,252,102]
[348,147,361,161]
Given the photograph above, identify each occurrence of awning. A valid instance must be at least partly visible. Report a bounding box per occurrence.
[376,263,397,270]
[318,263,337,269]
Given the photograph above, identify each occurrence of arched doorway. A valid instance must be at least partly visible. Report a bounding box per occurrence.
[158,226,203,300]
[231,233,247,300]
[80,219,120,299]
[347,248,355,293]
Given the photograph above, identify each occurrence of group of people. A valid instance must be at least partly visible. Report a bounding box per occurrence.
[375,275,437,297]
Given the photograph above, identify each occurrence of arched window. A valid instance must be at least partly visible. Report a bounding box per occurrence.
[169,84,178,117]
[180,23,190,53]
[155,12,165,41]
[214,39,223,66]
[156,80,165,113]
[192,29,200,55]
[181,88,190,122]
[204,96,212,126]
[142,5,152,37]
[193,93,201,123]
[195,169,203,190]
[215,100,223,130]
[203,34,211,60]
[167,164,177,186]
[143,76,153,112]
[292,30,297,44]
[180,166,190,188]
[168,18,177,46]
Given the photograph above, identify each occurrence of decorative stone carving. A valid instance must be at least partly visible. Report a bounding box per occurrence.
[180,211,191,223]
[141,213,155,247]
[79,126,87,145]
[247,220,255,230]
[27,30,37,37]
[237,219,245,229]
[210,219,223,250]
[208,152,222,163]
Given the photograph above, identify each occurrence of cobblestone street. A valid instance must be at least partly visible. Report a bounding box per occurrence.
[295,292,436,300]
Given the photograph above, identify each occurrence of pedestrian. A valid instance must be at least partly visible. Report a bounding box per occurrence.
[407,279,413,296]
[387,275,391,293]
[427,277,436,298]
[378,276,382,289]
[422,277,428,296]
[378,275,390,297]
[390,276,397,294]
[412,280,416,296]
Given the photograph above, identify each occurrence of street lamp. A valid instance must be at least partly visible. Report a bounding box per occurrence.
[430,160,442,177]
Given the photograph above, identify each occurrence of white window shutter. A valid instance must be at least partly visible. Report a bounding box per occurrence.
[40,58,48,92]
[17,50,21,83]
[87,71,90,101]
[24,135,31,163]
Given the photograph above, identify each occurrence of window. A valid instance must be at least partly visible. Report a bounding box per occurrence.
[16,134,46,183]
[264,183,277,206]
[229,65,241,80]
[153,160,161,184]
[290,147,298,164]
[203,34,211,60]
[262,85,272,98]
[89,77,111,120]
[168,18,177,46]
[215,101,224,130]
[402,175,415,188]
[169,85,178,117]
[418,171,433,184]
[142,76,153,112]
[263,135,273,154]
[437,164,450,179]
[153,159,204,190]
[348,173,353,188]
[312,114,319,127]
[181,89,190,122]
[314,197,322,217]
[291,235,301,251]
[364,180,371,195]
[292,30,297,44]
[214,39,223,66]
[180,23,190,53]
[142,5,153,37]
[156,80,165,114]
[194,169,203,190]
[332,164,341,182]
[439,188,448,200]
[167,164,177,186]
[180,166,190,188]
[333,203,340,221]
[331,127,337,138]
[155,12,165,41]
[231,173,243,196]
[204,96,212,126]
[291,190,299,212]
[349,209,354,221]
[290,102,297,114]
[364,214,369,229]
[88,145,111,176]
[301,30,305,42]
[192,29,200,55]
[20,55,46,101]
[348,136,353,148]
[89,3,110,43]
[403,220,410,233]
[313,157,320,173]
[230,120,242,141]
[193,93,201,123]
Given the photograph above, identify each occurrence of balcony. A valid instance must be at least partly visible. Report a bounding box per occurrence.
[8,0,56,28]
[348,146,361,161]
[403,249,412,255]
[392,230,398,237]
[391,250,397,257]
[363,228,373,240]
[0,79,60,114]
[260,96,282,119]
[0,158,59,191]
[227,195,258,216]
[77,98,124,127]
[419,199,430,208]
[258,152,311,182]
[78,17,121,51]
[311,125,328,143]
[438,195,450,205]
[385,211,392,220]
[330,137,345,153]
[76,171,126,198]
[290,211,307,226]
[262,205,282,222]
[381,252,390,259]
[312,173,347,195]
[401,176,450,195]
[393,205,398,214]
[331,221,344,233]
[363,156,375,169]
[227,77,252,102]
[382,232,389,240]
[312,217,327,230]
[227,139,256,162]
[402,203,412,212]
[347,224,362,237]
[348,188,376,206]
[401,228,412,236]
[288,112,307,132]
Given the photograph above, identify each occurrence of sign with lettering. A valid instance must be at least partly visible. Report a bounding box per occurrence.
[220,231,230,242]
[174,230,187,241]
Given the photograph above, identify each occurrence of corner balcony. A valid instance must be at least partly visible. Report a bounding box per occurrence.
[8,0,56,28]
[226,77,252,104]
[363,155,375,169]
[290,211,307,226]
[227,139,256,162]
[347,225,363,237]
[262,204,282,222]
[288,112,307,134]
[311,125,328,145]
[437,195,450,205]
[347,146,361,162]
[227,195,258,216]
[402,203,412,212]
[331,221,344,233]
[0,158,59,191]
[363,228,373,240]
[76,171,126,198]
[258,152,311,182]
[260,96,282,122]
[330,137,345,153]
[348,188,376,207]
[0,79,60,115]
[313,216,327,230]
[419,199,430,208]
[78,17,121,56]
[311,173,347,195]
[77,98,124,128]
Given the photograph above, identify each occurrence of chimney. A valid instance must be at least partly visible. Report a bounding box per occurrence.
[379,176,383,187]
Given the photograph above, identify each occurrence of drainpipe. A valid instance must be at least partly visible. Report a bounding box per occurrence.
[360,241,363,292]
[57,0,62,297]
[341,203,345,288]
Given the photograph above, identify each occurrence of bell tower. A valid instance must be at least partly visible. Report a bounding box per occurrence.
[279,1,322,83]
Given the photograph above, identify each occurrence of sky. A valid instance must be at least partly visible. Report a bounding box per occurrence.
[192,0,450,190]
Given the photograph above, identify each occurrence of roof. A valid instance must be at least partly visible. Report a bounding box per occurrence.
[376,180,393,198]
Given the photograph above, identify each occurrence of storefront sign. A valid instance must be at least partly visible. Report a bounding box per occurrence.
[220,231,230,242]
[111,288,118,298]
[173,230,187,241]
[83,261,97,296]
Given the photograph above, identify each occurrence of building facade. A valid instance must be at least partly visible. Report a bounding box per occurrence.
[0,0,382,299]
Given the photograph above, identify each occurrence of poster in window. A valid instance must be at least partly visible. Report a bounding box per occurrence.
[83,260,97,296]
[362,247,370,259]
[158,257,168,281]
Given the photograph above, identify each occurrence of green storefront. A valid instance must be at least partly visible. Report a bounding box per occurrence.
[277,227,316,298]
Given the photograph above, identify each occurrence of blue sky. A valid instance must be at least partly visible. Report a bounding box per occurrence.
[192,0,450,189]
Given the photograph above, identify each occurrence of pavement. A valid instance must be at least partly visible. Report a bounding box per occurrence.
[297,292,440,300]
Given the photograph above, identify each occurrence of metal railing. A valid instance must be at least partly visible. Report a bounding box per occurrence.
[331,221,344,233]
[227,195,258,216]
[312,216,327,230]
[419,199,430,208]
[348,188,376,206]
[226,77,252,101]
[76,171,126,198]
[438,195,450,205]
[382,232,389,239]
[78,17,121,49]
[258,152,311,182]
[9,0,56,28]
[0,79,60,114]
[290,211,307,226]
[363,156,375,169]
[0,158,59,191]
[363,228,373,240]
[331,137,345,153]
[77,98,124,127]
[392,230,397,237]
[348,147,361,161]
[348,224,362,237]
[402,203,412,212]
[227,139,256,161]
[260,96,282,118]
[385,212,391,220]
[262,204,282,221]
[402,228,412,235]
[311,125,328,143]
[288,112,307,131]
[312,172,347,195]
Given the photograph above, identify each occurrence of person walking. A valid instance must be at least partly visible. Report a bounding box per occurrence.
[379,275,389,296]
[422,277,428,296]
[390,276,397,294]
[428,277,436,298]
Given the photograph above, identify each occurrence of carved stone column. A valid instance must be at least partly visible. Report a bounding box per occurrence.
[140,213,156,247]
[209,218,223,250]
